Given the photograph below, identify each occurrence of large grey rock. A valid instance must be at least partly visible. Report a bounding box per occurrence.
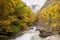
[44,35,60,40]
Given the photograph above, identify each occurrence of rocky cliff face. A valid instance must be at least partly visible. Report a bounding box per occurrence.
[36,0,56,26]
[32,0,56,26]
[40,0,56,11]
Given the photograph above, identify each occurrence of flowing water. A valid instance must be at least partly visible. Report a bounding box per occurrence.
[12,30,44,40]
[11,30,60,40]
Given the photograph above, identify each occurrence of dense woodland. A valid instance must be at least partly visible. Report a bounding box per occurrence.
[0,0,60,40]
[0,0,35,39]
[37,1,60,34]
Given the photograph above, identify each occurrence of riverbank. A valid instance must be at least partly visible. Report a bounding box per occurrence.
[44,35,60,40]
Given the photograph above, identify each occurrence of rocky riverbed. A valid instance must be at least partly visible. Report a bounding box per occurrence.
[44,35,60,40]
[11,29,60,40]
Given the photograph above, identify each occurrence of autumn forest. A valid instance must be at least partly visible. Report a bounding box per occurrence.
[0,0,60,40]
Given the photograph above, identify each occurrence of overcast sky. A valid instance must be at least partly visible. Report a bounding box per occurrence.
[22,0,47,13]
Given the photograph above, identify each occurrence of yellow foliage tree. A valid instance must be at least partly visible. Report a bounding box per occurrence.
[37,1,60,32]
[0,0,35,39]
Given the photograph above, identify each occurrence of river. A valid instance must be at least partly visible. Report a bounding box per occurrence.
[11,30,60,40]
[12,30,44,40]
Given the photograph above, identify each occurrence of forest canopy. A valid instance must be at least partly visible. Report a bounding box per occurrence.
[37,1,60,32]
[0,0,35,39]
